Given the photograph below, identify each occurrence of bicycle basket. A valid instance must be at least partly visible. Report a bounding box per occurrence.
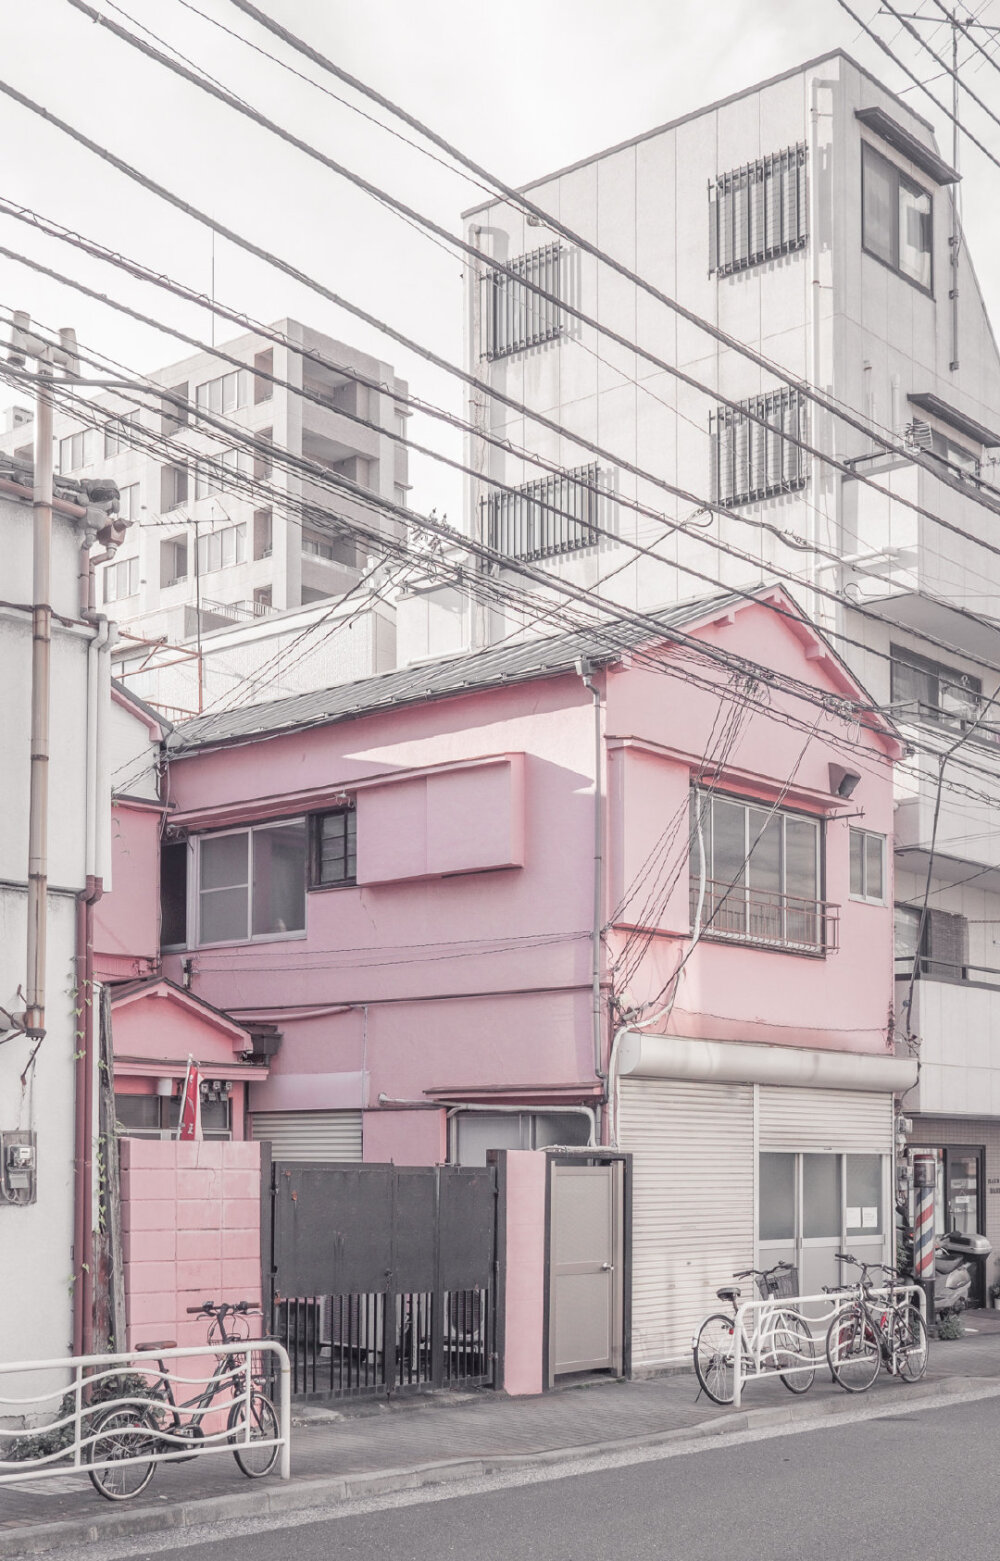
[757,1266,799,1301]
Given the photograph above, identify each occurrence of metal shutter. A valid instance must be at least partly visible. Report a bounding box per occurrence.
[619,1078,755,1368]
[758,1088,892,1153]
[251,1110,363,1162]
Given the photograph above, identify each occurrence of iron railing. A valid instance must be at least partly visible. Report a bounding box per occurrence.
[274,1288,492,1401]
[485,462,601,563]
[484,242,564,360]
[709,143,808,277]
[894,956,1000,987]
[711,387,809,508]
[692,878,838,954]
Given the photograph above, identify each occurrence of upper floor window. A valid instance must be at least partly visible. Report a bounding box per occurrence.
[195,368,252,416]
[197,522,247,575]
[849,828,885,903]
[161,462,188,512]
[104,409,141,458]
[311,809,357,888]
[712,387,808,507]
[905,418,980,477]
[118,482,140,522]
[889,646,997,745]
[58,429,97,474]
[690,790,834,954]
[484,243,564,361]
[160,534,188,588]
[103,555,139,604]
[196,819,307,945]
[253,350,274,403]
[161,381,189,438]
[485,462,600,563]
[195,446,253,500]
[709,143,808,277]
[895,903,969,983]
[862,141,932,293]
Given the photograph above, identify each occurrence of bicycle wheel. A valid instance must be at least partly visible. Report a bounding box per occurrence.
[693,1314,737,1405]
[88,1407,159,1501]
[228,1392,280,1478]
[895,1305,929,1383]
[771,1309,816,1394]
[826,1305,880,1393]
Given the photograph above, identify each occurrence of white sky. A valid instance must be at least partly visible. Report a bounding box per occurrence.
[2,0,998,520]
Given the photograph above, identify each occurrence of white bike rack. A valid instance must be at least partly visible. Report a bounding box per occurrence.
[0,1339,292,1484]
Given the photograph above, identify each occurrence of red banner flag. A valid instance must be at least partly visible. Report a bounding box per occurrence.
[178,1060,202,1141]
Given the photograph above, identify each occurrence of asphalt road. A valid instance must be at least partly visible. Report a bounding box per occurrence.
[52,1392,1000,1561]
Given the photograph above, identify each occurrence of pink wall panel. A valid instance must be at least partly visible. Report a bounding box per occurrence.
[362,1107,446,1165]
[94,803,161,968]
[501,1151,547,1396]
[357,756,525,885]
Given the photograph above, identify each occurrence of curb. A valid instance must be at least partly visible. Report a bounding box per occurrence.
[4,1372,1000,1556]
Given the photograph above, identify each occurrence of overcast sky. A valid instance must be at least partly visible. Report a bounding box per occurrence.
[2,0,999,518]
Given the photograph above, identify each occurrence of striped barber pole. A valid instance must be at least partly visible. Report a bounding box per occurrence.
[913,1154,936,1282]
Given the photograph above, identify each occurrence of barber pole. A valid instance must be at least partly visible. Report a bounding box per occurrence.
[912,1152,936,1320]
[177,1056,203,1142]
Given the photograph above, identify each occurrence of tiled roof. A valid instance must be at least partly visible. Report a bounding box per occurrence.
[167,590,747,752]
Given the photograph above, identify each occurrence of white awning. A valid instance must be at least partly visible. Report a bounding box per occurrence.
[618,1032,917,1094]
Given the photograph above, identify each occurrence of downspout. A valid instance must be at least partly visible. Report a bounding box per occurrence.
[73,608,113,1354]
[24,373,53,1039]
[576,659,605,1138]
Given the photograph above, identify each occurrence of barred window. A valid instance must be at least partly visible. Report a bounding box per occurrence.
[485,463,600,563]
[709,145,808,277]
[484,243,564,361]
[712,389,808,507]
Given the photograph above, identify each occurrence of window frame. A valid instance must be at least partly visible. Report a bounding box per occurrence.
[711,387,808,508]
[193,818,308,947]
[483,242,565,361]
[849,827,886,905]
[690,787,831,956]
[861,140,933,297]
[309,808,358,891]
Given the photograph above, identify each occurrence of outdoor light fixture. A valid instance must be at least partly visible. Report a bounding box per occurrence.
[155,1077,175,1097]
[829,763,861,799]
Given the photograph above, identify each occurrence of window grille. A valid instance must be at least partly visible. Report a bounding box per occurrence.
[709,144,808,277]
[484,243,564,360]
[485,462,600,563]
[711,388,808,507]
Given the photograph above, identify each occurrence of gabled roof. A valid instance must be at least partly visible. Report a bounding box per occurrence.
[166,585,897,756]
[109,975,250,1047]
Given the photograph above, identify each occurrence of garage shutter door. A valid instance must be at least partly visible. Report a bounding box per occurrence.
[758,1088,892,1153]
[619,1078,754,1368]
[251,1110,363,1162]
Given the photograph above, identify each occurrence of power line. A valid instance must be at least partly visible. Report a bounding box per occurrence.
[54,0,1000,567]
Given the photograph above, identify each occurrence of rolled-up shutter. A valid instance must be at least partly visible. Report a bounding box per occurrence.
[758,1088,892,1153]
[619,1078,754,1368]
[251,1110,362,1162]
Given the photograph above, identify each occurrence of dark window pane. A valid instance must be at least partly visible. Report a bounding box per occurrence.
[317,810,357,885]
[200,885,249,944]
[850,829,864,898]
[862,143,895,266]
[161,841,188,947]
[252,821,306,935]
[864,834,883,900]
[784,817,817,901]
[748,808,781,895]
[895,904,921,962]
[200,833,248,892]
[846,1154,883,1236]
[759,1152,796,1240]
[803,1154,840,1238]
[899,180,931,288]
[114,1093,160,1133]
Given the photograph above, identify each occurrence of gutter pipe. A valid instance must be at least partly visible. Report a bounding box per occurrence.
[576,659,606,1137]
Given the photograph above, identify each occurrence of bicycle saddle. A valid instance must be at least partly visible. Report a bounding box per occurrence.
[135,1339,176,1351]
[715,1286,741,1303]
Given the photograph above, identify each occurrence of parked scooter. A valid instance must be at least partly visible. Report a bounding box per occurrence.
[896,1208,991,1317]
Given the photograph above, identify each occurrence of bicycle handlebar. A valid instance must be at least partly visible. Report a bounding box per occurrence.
[185,1299,255,1315]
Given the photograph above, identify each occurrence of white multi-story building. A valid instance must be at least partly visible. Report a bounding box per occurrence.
[0,321,409,716]
[444,50,1000,1295]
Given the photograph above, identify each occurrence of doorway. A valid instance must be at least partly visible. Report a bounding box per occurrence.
[758,1151,889,1298]
[546,1155,629,1385]
[910,1144,986,1303]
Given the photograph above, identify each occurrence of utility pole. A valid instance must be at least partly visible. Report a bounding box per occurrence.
[8,313,80,1039]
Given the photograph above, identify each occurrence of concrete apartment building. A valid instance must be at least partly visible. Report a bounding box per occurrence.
[0,321,409,717]
[447,51,1000,1291]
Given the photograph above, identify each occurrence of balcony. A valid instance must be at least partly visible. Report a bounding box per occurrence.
[895,966,1000,1115]
[690,880,839,956]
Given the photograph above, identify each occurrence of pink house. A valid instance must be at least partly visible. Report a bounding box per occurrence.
[95,586,910,1375]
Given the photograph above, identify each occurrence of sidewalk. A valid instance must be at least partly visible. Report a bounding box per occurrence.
[4,1313,1000,1556]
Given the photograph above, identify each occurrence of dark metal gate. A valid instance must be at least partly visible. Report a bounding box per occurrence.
[265,1162,497,1400]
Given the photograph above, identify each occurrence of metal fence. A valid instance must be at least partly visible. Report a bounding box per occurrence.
[0,1339,291,1485]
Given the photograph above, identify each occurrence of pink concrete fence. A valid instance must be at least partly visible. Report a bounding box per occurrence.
[120,1139,262,1350]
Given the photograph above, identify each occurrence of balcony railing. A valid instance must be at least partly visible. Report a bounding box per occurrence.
[894,957,1000,988]
[691,879,839,955]
[200,596,276,622]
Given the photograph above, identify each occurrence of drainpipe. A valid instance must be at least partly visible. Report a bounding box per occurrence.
[73,610,112,1354]
[576,659,605,1137]
[23,372,53,1040]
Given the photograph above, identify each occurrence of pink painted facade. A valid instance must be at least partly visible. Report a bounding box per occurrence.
[154,590,899,1164]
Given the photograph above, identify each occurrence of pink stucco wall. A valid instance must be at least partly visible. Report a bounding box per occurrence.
[501,1152,548,1395]
[119,1138,261,1350]
[94,800,161,980]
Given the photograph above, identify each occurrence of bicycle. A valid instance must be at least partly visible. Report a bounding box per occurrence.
[88,1300,280,1501]
[692,1262,816,1405]
[825,1253,929,1394]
